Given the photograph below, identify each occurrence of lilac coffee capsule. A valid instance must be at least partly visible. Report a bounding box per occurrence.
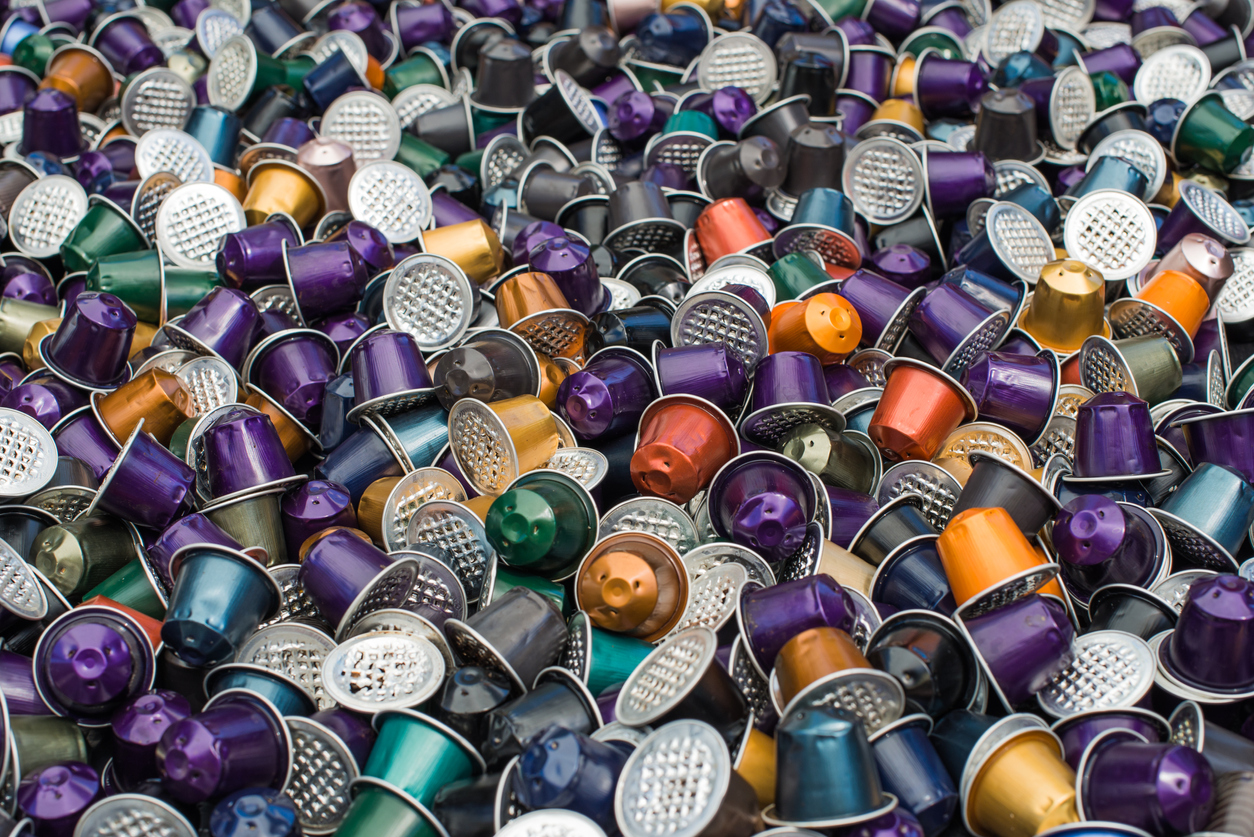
[923,151,995,220]
[737,572,855,678]
[915,52,987,119]
[347,328,436,421]
[217,220,302,291]
[838,269,925,351]
[708,451,819,564]
[907,283,1009,379]
[652,341,749,415]
[528,235,606,316]
[147,514,242,589]
[284,240,370,323]
[244,329,340,426]
[280,480,356,557]
[21,88,83,160]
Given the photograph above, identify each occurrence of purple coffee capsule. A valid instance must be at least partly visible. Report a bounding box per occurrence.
[959,350,1059,443]
[1071,391,1166,480]
[51,408,121,481]
[218,220,302,291]
[708,451,819,564]
[299,527,418,638]
[85,420,196,530]
[392,0,455,51]
[166,287,263,370]
[1076,729,1214,834]
[1052,495,1167,604]
[156,692,291,803]
[21,88,84,160]
[280,479,356,557]
[90,13,164,76]
[16,762,100,837]
[244,329,340,426]
[915,52,987,119]
[32,605,156,725]
[907,283,1009,379]
[737,572,854,678]
[923,150,995,220]
[1051,708,1170,769]
[110,690,193,788]
[284,240,370,323]
[1159,574,1254,694]
[148,514,242,589]
[200,406,298,500]
[870,245,931,289]
[961,594,1075,707]
[528,235,606,315]
[557,346,657,442]
[512,220,566,266]
[41,292,136,391]
[347,328,436,422]
[652,341,749,415]
[838,268,925,351]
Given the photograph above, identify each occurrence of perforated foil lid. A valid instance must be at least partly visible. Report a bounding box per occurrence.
[1134,45,1211,104]
[686,262,776,308]
[285,716,359,835]
[671,291,769,376]
[729,636,776,731]
[956,564,1061,620]
[479,134,528,194]
[305,30,370,76]
[695,32,778,104]
[132,171,181,245]
[320,630,446,712]
[206,35,257,111]
[1178,180,1252,244]
[176,356,238,415]
[1078,335,1138,395]
[9,175,88,259]
[841,136,925,225]
[0,536,46,621]
[194,7,244,56]
[1085,130,1167,202]
[406,500,495,602]
[383,253,476,351]
[674,562,751,633]
[446,400,522,496]
[1029,415,1076,467]
[982,201,1055,283]
[616,626,719,727]
[1217,247,1254,327]
[321,90,402,164]
[498,810,608,837]
[1147,508,1239,572]
[237,623,338,710]
[134,128,214,183]
[600,497,700,557]
[396,549,467,622]
[392,83,457,132]
[0,408,57,502]
[120,67,195,137]
[542,448,608,489]
[614,720,731,837]
[75,794,197,837]
[347,161,432,244]
[1063,190,1156,282]
[381,468,467,552]
[155,182,246,269]
[877,460,961,530]
[983,0,1045,65]
[1037,630,1155,718]
[26,486,96,524]
[1037,0,1093,31]
[780,668,906,733]
[937,421,1033,471]
[256,564,332,632]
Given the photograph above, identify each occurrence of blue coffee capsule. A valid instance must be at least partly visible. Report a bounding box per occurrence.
[161,545,283,667]
[868,714,958,837]
[314,420,405,502]
[511,726,627,832]
[210,787,300,837]
[183,107,242,168]
[369,405,450,471]
[204,663,318,716]
[869,536,957,615]
[303,51,366,111]
[1063,156,1149,203]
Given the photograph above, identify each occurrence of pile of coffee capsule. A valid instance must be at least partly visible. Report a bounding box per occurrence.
[9,0,1254,835]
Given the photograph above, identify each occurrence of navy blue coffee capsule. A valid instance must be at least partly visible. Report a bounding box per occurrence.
[868,714,958,837]
[510,726,627,832]
[868,536,958,616]
[481,667,602,767]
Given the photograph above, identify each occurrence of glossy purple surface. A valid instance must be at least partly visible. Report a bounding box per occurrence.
[740,573,855,674]
[217,221,301,291]
[1073,391,1161,479]
[177,287,263,369]
[95,430,196,529]
[959,350,1053,441]
[1166,575,1254,690]
[253,333,337,425]
[750,351,831,411]
[655,343,749,412]
[350,329,433,403]
[201,407,296,497]
[908,284,996,366]
[22,88,82,159]
[280,480,357,556]
[46,292,136,387]
[287,241,370,323]
[963,594,1075,705]
[528,236,604,315]
[1084,739,1214,833]
[557,350,655,440]
[157,698,286,803]
[839,269,914,347]
[16,762,100,837]
[298,527,397,624]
